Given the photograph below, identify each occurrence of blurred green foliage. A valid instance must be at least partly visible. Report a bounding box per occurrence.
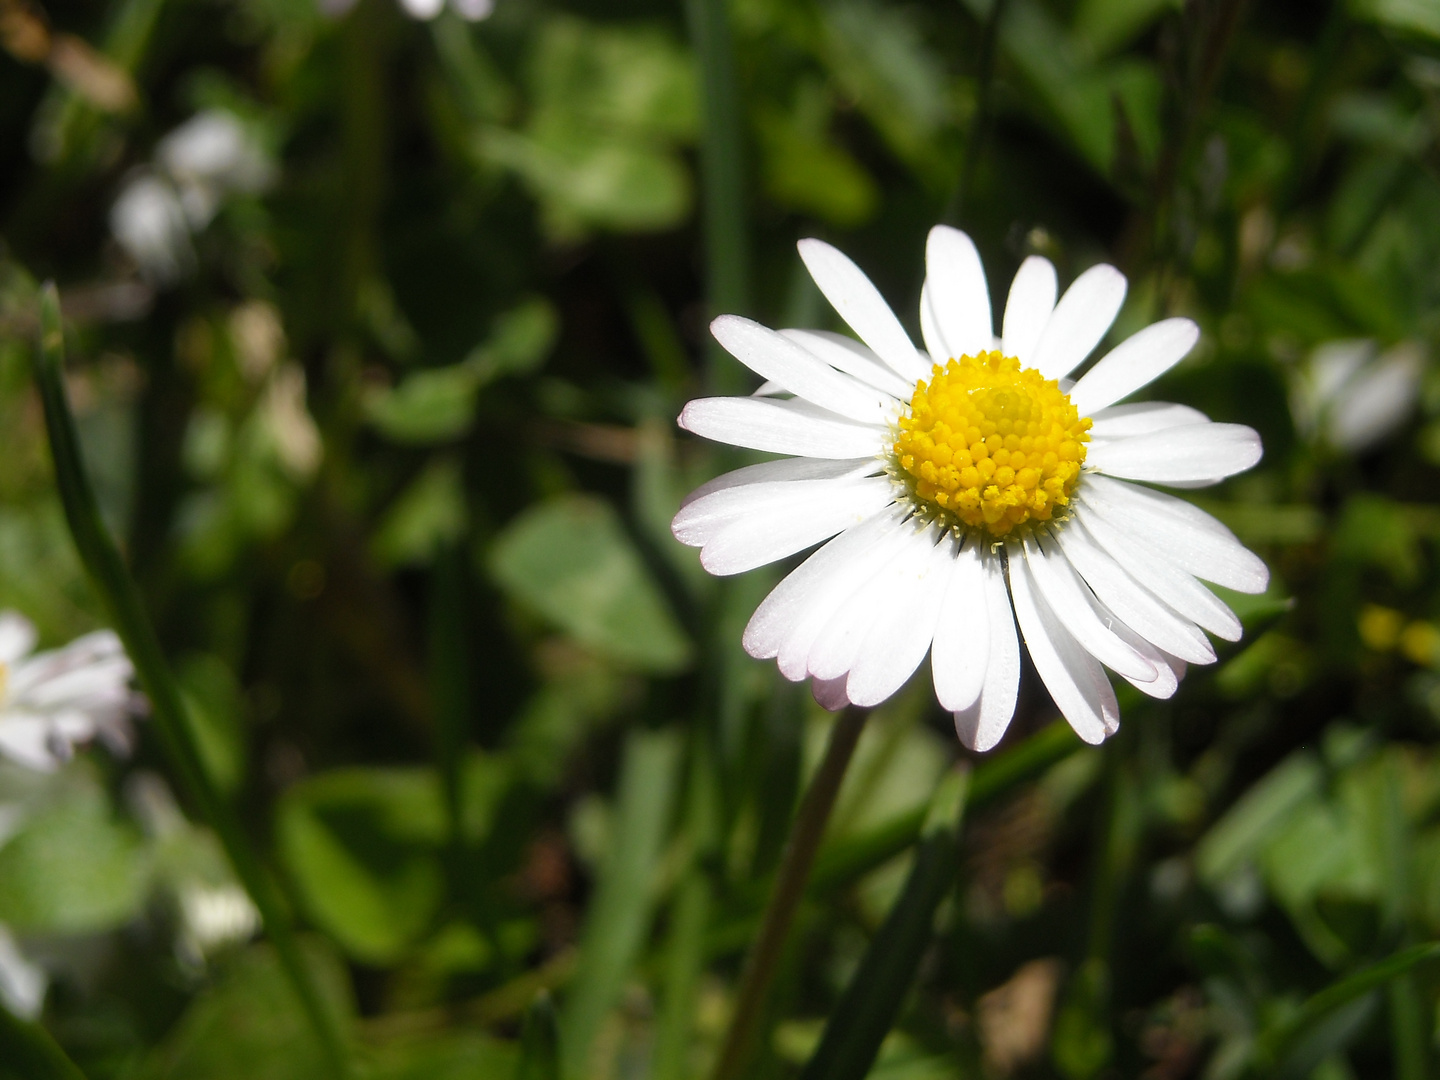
[2,0,1440,1078]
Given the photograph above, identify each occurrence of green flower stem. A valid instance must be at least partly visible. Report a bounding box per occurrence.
[31,284,351,1080]
[800,765,970,1080]
[0,1006,88,1080]
[708,706,869,1080]
[684,0,751,395]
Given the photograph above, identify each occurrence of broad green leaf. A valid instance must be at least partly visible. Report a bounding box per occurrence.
[276,757,512,964]
[364,299,558,444]
[481,18,698,235]
[365,363,485,445]
[1073,0,1180,58]
[366,1031,518,1080]
[136,940,353,1080]
[819,0,951,184]
[371,458,469,568]
[482,125,692,237]
[756,88,878,227]
[466,299,559,385]
[489,495,692,673]
[0,764,148,934]
[1333,494,1422,585]
[1350,0,1440,39]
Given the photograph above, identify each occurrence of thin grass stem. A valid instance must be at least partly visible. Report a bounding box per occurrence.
[684,0,750,394]
[0,1007,88,1080]
[31,284,351,1080]
[708,706,868,1080]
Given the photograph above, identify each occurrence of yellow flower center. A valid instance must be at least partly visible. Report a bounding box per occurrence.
[892,351,1091,537]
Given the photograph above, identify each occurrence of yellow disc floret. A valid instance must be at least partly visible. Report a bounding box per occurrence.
[892,351,1091,537]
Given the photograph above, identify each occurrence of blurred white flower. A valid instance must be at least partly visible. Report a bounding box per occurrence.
[0,924,46,1020]
[176,883,260,966]
[157,110,275,229]
[109,173,193,284]
[127,772,260,968]
[321,0,494,20]
[260,363,324,481]
[1291,339,1424,453]
[0,612,140,772]
[110,109,274,284]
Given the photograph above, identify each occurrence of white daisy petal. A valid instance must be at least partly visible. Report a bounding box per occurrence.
[1007,542,1118,744]
[679,397,884,459]
[711,316,895,424]
[925,226,993,359]
[920,283,950,365]
[846,526,953,707]
[1051,521,1216,664]
[811,675,852,712]
[0,624,137,771]
[953,553,1020,752]
[1087,422,1262,485]
[1021,533,1158,680]
[1109,625,1182,699]
[931,538,989,712]
[0,717,61,771]
[1068,318,1200,416]
[681,456,879,508]
[780,329,914,400]
[0,612,37,665]
[674,477,895,576]
[1089,401,1209,441]
[1000,255,1058,367]
[808,519,936,683]
[743,507,907,673]
[797,239,929,384]
[1081,475,1269,593]
[1063,564,1183,700]
[781,524,912,681]
[1031,264,1127,380]
[1073,499,1242,639]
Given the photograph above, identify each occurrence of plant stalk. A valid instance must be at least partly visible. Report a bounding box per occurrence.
[31,284,351,1079]
[0,1006,89,1080]
[708,706,868,1080]
[683,0,751,394]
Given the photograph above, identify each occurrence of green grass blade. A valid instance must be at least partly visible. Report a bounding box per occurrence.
[514,992,560,1080]
[1255,942,1440,1075]
[560,728,683,1079]
[709,708,868,1080]
[30,284,351,1079]
[800,765,969,1080]
[653,741,721,1080]
[684,0,751,393]
[0,1007,88,1080]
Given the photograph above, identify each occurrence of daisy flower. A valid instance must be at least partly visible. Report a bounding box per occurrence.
[672,226,1268,750]
[0,612,139,771]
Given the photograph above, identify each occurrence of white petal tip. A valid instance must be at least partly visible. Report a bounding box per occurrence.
[812,675,851,711]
